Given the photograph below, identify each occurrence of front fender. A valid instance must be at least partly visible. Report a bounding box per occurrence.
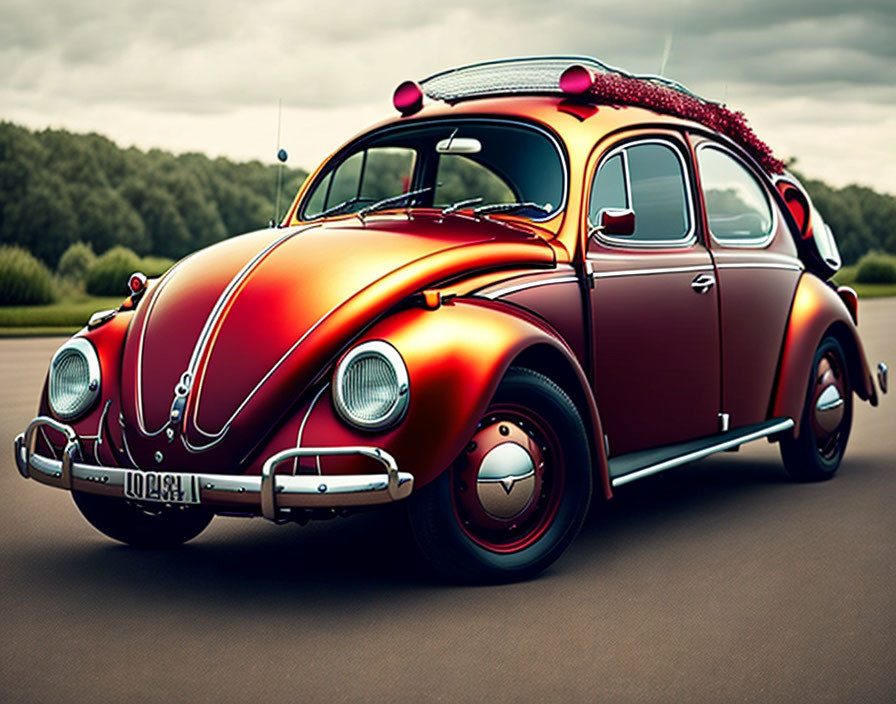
[251,297,610,498]
[771,274,877,436]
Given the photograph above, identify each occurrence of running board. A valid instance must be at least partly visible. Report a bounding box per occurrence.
[609,418,794,488]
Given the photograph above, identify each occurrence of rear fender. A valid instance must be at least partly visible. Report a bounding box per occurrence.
[771,274,877,436]
[249,298,611,498]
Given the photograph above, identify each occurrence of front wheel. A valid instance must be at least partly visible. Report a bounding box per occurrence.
[780,336,853,481]
[73,491,214,548]
[408,367,593,583]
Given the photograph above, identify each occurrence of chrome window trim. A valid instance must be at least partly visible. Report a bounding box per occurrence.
[48,338,102,421]
[588,138,697,250]
[696,142,778,249]
[297,117,569,225]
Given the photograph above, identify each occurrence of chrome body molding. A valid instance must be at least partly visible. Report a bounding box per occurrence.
[189,296,345,441]
[15,416,414,517]
[293,384,329,475]
[610,418,794,487]
[590,264,711,279]
[479,275,580,300]
[715,262,803,272]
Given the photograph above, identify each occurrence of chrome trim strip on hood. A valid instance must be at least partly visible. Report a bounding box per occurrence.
[136,226,308,439]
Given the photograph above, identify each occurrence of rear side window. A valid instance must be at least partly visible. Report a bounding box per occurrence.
[589,140,693,245]
[697,146,774,244]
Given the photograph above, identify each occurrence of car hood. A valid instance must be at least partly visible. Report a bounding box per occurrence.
[119,214,555,466]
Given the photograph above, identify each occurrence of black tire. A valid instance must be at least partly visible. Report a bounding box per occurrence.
[72,491,214,548]
[780,336,853,481]
[408,367,593,583]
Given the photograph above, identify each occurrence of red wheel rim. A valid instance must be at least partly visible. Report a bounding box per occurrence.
[451,403,565,554]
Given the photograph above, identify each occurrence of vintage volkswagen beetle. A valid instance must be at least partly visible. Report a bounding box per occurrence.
[14,57,887,582]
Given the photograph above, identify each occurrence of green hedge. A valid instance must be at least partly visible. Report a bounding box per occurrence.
[85,246,141,295]
[56,241,97,283]
[140,256,175,278]
[85,247,175,295]
[0,246,57,305]
[855,252,896,284]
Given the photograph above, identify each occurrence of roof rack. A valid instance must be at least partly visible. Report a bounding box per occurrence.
[419,55,713,105]
[413,55,783,174]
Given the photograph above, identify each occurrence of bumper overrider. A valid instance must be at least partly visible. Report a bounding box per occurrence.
[14,416,414,521]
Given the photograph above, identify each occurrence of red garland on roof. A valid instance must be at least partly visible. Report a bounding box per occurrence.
[588,73,786,174]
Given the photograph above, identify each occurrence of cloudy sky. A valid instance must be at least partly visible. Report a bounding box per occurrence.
[2,0,894,193]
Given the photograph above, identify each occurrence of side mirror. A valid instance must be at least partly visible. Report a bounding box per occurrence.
[591,208,636,238]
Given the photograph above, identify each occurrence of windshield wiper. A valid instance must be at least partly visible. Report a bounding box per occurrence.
[358,186,434,218]
[472,201,554,217]
[308,195,375,220]
[440,197,483,215]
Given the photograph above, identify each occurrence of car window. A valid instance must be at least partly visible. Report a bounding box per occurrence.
[626,143,690,242]
[304,147,416,218]
[697,146,773,244]
[300,120,565,221]
[588,153,626,224]
[589,141,692,244]
[435,155,514,207]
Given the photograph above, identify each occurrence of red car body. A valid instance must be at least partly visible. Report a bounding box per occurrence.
[15,57,886,581]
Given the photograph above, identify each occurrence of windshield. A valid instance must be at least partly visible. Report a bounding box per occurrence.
[300,119,566,222]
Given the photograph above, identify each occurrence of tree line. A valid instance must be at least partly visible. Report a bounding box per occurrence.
[0,122,308,268]
[0,121,893,267]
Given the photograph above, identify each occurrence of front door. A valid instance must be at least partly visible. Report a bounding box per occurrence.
[585,134,720,456]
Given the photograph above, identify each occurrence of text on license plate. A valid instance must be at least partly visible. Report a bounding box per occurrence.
[124,470,200,504]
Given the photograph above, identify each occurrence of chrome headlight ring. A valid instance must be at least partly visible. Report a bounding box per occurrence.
[333,341,409,431]
[48,338,101,420]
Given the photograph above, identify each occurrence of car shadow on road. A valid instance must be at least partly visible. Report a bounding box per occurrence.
[16,454,797,607]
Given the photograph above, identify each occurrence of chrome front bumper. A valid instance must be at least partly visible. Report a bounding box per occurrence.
[14,416,414,521]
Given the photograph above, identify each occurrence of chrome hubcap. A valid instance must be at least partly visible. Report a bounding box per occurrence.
[476,442,537,519]
[456,417,545,530]
[811,353,847,459]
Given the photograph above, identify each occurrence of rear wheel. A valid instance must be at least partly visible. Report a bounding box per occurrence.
[780,336,852,481]
[408,367,592,583]
[72,491,214,548]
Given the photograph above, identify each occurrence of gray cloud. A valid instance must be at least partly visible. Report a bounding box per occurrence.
[1,0,893,191]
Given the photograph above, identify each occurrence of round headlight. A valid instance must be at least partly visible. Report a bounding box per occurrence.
[48,338,101,420]
[333,341,409,430]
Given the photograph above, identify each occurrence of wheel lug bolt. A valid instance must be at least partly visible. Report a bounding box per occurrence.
[499,425,510,436]
[466,441,477,453]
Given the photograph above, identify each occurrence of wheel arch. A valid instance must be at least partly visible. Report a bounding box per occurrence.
[771,274,877,436]
[279,298,612,498]
[512,343,611,499]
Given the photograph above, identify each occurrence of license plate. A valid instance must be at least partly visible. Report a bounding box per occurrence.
[123,470,200,504]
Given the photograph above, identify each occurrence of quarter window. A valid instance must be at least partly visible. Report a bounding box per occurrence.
[697,146,773,243]
[589,141,692,244]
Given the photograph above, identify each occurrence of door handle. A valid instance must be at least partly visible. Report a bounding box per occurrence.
[691,273,715,294]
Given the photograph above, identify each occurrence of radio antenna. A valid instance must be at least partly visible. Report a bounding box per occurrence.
[271,98,288,227]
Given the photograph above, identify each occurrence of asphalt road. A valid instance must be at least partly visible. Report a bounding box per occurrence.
[1,300,893,704]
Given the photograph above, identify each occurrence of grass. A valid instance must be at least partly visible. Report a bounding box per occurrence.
[832,266,896,299]
[0,296,123,336]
